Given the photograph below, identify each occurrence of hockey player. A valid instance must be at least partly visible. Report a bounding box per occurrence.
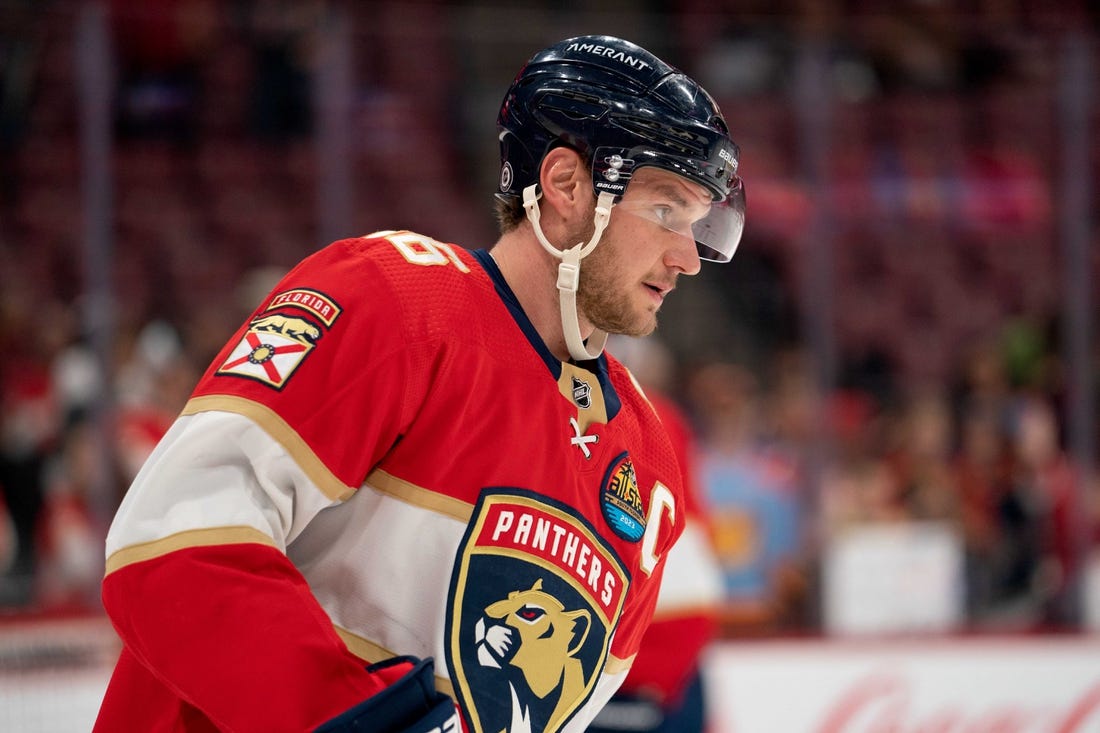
[94,34,745,733]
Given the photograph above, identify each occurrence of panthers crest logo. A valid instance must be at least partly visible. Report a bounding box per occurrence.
[447,489,630,733]
[216,287,342,389]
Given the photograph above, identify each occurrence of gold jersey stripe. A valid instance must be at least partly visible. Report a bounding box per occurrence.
[105,525,277,575]
[366,469,474,521]
[334,626,456,698]
[603,652,635,676]
[183,395,356,502]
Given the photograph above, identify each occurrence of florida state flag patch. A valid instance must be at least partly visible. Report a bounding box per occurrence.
[446,489,630,733]
[216,288,342,389]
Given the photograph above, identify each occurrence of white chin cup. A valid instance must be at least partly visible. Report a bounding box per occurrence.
[522,184,615,361]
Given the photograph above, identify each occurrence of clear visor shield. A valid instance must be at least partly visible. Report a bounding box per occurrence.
[615,176,746,263]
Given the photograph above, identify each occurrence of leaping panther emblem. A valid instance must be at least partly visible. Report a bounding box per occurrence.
[474,580,592,733]
[446,490,630,733]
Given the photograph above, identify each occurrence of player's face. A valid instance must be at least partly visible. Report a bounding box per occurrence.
[576,167,706,337]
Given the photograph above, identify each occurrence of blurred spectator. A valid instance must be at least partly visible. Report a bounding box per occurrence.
[0,0,43,204]
[109,0,220,144]
[113,320,199,485]
[950,335,1014,431]
[0,292,69,606]
[688,361,805,634]
[245,0,324,141]
[1006,394,1082,626]
[887,389,960,523]
[0,370,52,606]
[952,402,1014,622]
[35,417,102,610]
[960,88,1052,234]
[820,389,907,530]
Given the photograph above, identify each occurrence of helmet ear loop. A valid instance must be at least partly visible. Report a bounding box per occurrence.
[522,184,615,361]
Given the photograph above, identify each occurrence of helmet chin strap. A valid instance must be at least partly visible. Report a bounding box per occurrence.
[522,184,616,361]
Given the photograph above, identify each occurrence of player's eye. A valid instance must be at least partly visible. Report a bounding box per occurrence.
[649,203,693,233]
[616,198,699,238]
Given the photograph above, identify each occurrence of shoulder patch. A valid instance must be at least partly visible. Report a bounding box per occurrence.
[215,287,343,389]
[447,489,630,733]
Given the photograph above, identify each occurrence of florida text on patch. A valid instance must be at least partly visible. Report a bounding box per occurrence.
[216,287,342,389]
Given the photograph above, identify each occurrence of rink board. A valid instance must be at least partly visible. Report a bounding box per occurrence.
[3,616,1100,732]
[706,635,1100,732]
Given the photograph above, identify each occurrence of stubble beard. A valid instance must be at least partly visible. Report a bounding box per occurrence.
[573,225,659,338]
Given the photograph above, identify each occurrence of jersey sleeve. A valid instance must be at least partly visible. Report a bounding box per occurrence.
[100,236,438,730]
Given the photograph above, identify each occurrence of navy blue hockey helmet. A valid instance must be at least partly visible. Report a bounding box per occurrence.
[497,35,745,262]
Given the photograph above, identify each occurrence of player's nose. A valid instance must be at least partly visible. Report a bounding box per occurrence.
[663,231,701,276]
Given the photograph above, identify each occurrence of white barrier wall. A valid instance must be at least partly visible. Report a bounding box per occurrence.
[5,617,1100,732]
[823,522,965,636]
[705,636,1100,732]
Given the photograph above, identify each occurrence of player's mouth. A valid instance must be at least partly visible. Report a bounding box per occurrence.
[643,282,673,304]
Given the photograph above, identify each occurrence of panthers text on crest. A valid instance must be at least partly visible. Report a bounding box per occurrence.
[478,499,627,623]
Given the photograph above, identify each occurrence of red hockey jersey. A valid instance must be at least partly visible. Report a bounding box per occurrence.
[96,231,685,733]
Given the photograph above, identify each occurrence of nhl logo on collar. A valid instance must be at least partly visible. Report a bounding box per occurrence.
[571,376,592,409]
[567,374,594,407]
[600,451,646,542]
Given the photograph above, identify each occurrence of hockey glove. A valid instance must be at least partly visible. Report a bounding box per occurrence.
[587,694,665,733]
[315,656,458,733]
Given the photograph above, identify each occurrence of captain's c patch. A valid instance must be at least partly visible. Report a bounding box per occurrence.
[446,489,630,733]
[216,287,342,389]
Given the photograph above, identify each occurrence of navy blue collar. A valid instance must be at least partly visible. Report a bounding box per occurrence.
[472,249,621,419]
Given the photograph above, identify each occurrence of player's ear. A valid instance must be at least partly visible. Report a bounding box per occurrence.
[538,147,590,221]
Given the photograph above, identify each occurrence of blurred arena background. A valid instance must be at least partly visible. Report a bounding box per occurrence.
[0,1,1097,730]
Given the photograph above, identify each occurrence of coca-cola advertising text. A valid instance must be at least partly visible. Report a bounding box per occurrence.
[705,637,1100,732]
